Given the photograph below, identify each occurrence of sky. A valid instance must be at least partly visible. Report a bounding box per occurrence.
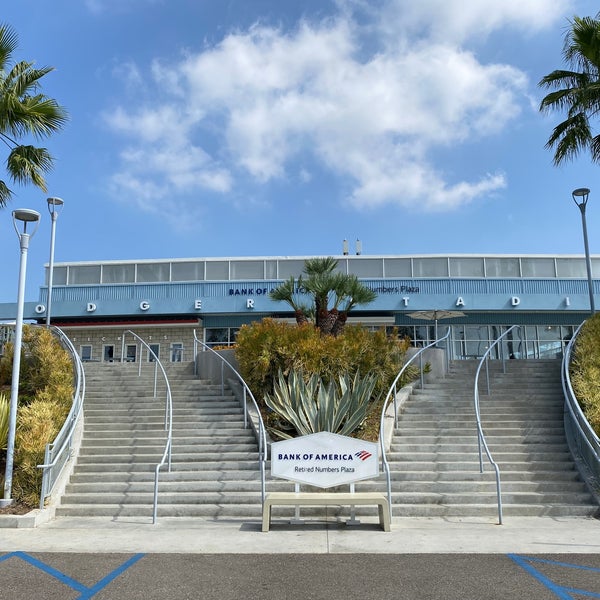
[0,0,599,303]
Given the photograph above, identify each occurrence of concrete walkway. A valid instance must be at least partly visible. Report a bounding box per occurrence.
[2,515,600,554]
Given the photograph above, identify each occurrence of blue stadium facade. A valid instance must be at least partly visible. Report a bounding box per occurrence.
[0,253,597,363]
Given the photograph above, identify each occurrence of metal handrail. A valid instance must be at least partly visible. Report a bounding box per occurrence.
[193,331,268,505]
[562,322,600,489]
[121,330,173,524]
[379,328,451,520]
[37,325,86,509]
[473,325,519,525]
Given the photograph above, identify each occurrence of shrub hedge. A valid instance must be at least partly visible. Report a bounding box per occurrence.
[0,326,73,507]
[570,314,600,435]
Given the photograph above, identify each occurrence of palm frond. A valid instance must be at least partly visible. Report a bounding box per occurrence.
[0,23,18,69]
[7,144,53,190]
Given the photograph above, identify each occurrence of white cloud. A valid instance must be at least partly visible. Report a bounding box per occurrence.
[86,0,162,15]
[105,0,566,214]
[363,0,573,45]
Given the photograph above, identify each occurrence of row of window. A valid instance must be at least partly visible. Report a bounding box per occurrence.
[48,255,600,286]
[202,325,574,361]
[80,342,184,363]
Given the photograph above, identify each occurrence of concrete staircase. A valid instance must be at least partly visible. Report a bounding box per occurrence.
[56,361,266,519]
[383,359,599,518]
[56,358,599,522]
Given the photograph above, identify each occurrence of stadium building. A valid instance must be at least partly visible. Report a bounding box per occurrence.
[0,253,597,363]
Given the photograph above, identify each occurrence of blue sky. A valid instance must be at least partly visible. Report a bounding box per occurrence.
[0,0,599,302]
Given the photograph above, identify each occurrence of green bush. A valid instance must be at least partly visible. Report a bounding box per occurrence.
[235,319,411,404]
[570,314,600,434]
[0,393,8,450]
[0,326,74,507]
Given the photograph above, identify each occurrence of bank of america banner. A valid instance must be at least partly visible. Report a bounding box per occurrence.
[271,431,379,488]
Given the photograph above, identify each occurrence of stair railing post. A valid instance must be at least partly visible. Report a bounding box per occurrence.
[220,361,225,396]
[153,361,158,398]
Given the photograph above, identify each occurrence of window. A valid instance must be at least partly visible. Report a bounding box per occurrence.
[204,327,239,348]
[170,343,183,362]
[347,258,383,278]
[484,258,520,278]
[205,261,229,280]
[230,260,264,280]
[103,345,115,362]
[136,263,170,282]
[102,264,135,284]
[69,265,101,285]
[383,258,411,277]
[556,258,587,278]
[171,262,204,281]
[125,344,137,362]
[449,258,484,278]
[277,260,305,279]
[412,258,449,277]
[80,345,92,361]
[148,343,160,362]
[47,266,67,285]
[521,258,556,278]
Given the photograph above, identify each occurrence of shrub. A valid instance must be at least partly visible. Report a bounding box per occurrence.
[12,399,69,506]
[0,326,73,407]
[235,319,411,404]
[0,393,8,450]
[0,326,74,506]
[570,314,600,434]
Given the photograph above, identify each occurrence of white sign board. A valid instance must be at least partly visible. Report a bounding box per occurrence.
[271,431,379,488]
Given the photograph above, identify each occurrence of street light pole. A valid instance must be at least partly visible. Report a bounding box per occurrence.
[572,188,595,316]
[1,209,41,507]
[45,197,64,327]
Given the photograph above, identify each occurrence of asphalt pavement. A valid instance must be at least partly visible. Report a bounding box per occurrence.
[2,514,600,599]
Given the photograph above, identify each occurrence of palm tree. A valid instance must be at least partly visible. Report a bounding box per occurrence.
[0,23,67,206]
[331,275,377,336]
[269,257,377,335]
[268,276,310,325]
[538,14,600,165]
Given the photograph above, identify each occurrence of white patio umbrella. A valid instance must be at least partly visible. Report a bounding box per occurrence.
[407,310,465,341]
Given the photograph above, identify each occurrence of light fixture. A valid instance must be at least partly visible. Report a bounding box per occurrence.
[46,197,64,326]
[572,188,595,315]
[2,209,41,506]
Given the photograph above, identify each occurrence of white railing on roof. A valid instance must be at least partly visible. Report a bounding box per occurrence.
[37,326,86,510]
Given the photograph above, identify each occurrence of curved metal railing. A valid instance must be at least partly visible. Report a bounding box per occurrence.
[473,325,519,525]
[379,328,451,519]
[562,322,600,491]
[193,331,268,504]
[37,325,86,509]
[121,330,173,524]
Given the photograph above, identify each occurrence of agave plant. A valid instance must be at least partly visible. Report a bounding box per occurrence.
[264,369,378,439]
[0,392,8,450]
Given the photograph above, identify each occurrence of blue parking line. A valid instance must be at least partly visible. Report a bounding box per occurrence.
[508,554,600,600]
[0,551,145,599]
[80,553,145,600]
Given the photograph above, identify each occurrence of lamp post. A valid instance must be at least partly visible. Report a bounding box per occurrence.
[572,188,595,316]
[1,209,41,507]
[45,197,64,327]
